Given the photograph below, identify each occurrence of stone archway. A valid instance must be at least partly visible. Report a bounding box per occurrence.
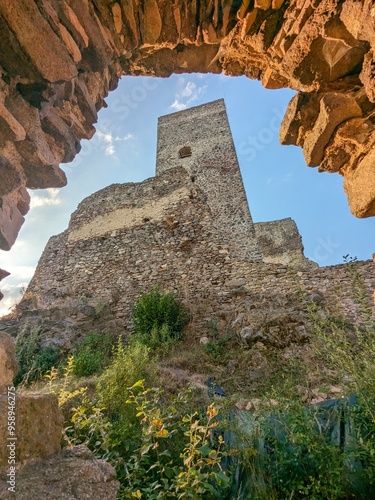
[0,0,374,253]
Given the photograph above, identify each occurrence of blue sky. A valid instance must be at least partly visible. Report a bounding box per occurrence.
[0,73,374,315]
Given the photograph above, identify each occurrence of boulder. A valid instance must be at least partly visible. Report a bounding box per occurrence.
[0,445,119,499]
[239,326,266,346]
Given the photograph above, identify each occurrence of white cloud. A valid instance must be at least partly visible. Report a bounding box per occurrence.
[106,143,115,156]
[114,133,135,142]
[5,266,36,280]
[30,188,61,209]
[181,81,196,98]
[170,99,188,112]
[0,282,27,317]
[0,264,36,317]
[96,130,115,156]
[170,78,208,111]
[97,130,135,157]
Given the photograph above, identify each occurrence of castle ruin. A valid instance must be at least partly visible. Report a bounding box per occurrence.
[9,100,373,348]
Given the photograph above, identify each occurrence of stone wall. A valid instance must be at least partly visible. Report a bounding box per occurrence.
[21,164,260,335]
[15,184,375,347]
[254,218,316,267]
[15,235,375,348]
[0,0,375,253]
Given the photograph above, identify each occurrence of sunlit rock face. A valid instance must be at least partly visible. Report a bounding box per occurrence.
[0,0,374,251]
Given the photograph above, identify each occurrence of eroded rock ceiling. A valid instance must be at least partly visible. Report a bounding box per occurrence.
[0,0,374,252]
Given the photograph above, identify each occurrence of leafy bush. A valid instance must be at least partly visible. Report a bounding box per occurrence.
[54,339,152,462]
[73,332,116,377]
[117,382,231,499]
[45,356,87,408]
[15,325,62,385]
[55,338,231,498]
[133,287,190,348]
[265,405,345,499]
[97,338,152,421]
[65,375,231,498]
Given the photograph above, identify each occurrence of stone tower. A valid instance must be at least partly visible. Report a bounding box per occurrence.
[156,99,262,262]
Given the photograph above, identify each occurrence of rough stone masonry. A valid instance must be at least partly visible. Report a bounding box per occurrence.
[7,100,373,347]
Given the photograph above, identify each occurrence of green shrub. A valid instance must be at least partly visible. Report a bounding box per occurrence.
[117,382,231,499]
[97,338,152,420]
[62,335,231,498]
[265,405,345,499]
[15,325,62,385]
[70,340,154,466]
[66,375,231,499]
[55,340,152,462]
[73,332,116,377]
[205,333,233,362]
[133,287,189,348]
